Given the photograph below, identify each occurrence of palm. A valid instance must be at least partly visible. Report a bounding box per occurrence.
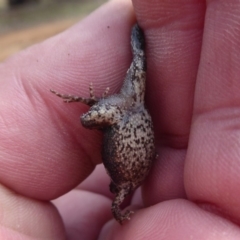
[1,0,240,239]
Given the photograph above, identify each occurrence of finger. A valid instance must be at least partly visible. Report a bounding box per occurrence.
[132,0,205,203]
[0,184,65,239]
[185,0,240,223]
[133,0,205,144]
[99,200,240,240]
[0,0,134,200]
[53,190,111,240]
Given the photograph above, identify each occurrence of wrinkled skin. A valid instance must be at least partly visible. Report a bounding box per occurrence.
[1,0,240,239]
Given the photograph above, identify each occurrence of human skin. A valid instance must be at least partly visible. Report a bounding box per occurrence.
[1,0,240,239]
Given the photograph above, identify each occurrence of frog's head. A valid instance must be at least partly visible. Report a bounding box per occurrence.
[80,103,119,129]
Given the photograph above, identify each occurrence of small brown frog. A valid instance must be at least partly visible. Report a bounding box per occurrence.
[51,24,155,224]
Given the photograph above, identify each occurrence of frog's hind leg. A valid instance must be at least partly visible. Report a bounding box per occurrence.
[111,184,134,224]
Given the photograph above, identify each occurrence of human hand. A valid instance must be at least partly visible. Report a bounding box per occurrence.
[1,0,240,239]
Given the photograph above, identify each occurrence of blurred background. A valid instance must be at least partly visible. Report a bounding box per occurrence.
[0,0,107,62]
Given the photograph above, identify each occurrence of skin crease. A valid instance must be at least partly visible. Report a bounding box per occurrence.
[1,0,240,239]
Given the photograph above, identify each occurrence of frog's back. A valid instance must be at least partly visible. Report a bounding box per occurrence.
[102,108,155,188]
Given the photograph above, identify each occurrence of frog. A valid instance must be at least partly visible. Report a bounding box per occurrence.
[50,24,155,224]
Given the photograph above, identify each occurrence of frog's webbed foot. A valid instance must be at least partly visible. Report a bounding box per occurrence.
[112,206,134,225]
[111,185,134,224]
[50,83,110,107]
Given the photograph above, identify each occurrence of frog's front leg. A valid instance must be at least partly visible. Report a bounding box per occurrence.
[50,83,109,106]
